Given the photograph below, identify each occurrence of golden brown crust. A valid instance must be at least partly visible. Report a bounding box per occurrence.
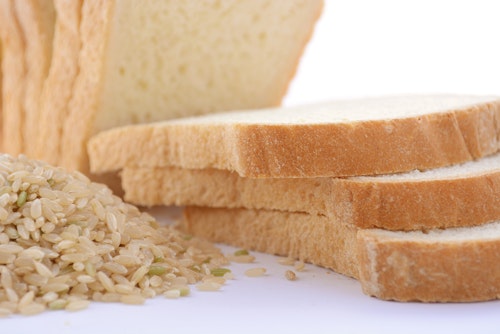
[235,104,500,177]
[88,98,500,178]
[357,229,500,302]
[121,161,500,231]
[181,206,359,279]
[182,206,500,302]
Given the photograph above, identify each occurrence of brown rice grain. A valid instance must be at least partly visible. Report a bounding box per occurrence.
[114,284,134,295]
[120,294,145,305]
[141,287,156,299]
[164,289,181,299]
[65,300,91,312]
[285,270,297,281]
[18,303,46,316]
[196,281,222,292]
[101,293,122,303]
[244,268,267,277]
[97,271,115,293]
[0,307,13,317]
[294,261,305,272]
[227,254,255,263]
[48,299,68,310]
[33,261,55,278]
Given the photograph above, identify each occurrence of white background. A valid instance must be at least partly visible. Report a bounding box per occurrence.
[4,1,500,333]
[285,0,500,106]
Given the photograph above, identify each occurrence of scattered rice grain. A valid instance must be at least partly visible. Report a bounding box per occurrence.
[278,257,295,266]
[244,268,267,277]
[196,281,222,291]
[285,270,297,281]
[294,261,305,272]
[227,254,255,263]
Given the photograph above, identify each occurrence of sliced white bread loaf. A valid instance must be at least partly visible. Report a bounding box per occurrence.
[34,0,81,165]
[121,152,500,231]
[181,206,500,302]
[15,0,55,158]
[88,95,500,178]
[0,0,25,155]
[59,0,322,174]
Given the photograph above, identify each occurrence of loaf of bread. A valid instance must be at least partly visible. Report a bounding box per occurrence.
[120,151,500,231]
[88,95,500,178]
[181,206,500,302]
[56,0,323,174]
[1,0,322,173]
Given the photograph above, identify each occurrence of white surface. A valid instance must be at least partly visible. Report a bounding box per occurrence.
[3,209,500,334]
[4,1,500,332]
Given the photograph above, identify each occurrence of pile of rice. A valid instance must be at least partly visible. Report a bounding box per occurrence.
[0,154,228,316]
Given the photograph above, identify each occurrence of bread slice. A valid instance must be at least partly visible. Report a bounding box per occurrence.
[357,223,500,302]
[180,206,359,280]
[0,0,25,155]
[14,0,55,158]
[59,0,323,173]
[88,95,500,178]
[181,206,500,302]
[121,152,500,231]
[34,0,81,165]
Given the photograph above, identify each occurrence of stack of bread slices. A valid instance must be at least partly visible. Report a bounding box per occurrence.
[88,95,500,302]
[0,0,323,178]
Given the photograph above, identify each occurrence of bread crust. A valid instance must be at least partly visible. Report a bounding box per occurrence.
[181,206,359,279]
[61,0,114,172]
[35,0,82,164]
[182,206,500,302]
[88,97,500,178]
[121,156,500,231]
[0,0,26,155]
[62,0,322,175]
[357,227,500,302]
[15,0,55,158]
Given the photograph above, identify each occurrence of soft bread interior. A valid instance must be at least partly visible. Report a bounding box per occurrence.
[94,0,323,133]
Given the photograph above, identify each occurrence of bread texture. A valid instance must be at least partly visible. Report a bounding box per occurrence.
[35,0,81,165]
[181,206,500,302]
[88,95,500,178]
[0,0,25,155]
[121,152,500,230]
[60,0,322,174]
[15,0,55,158]
[181,206,359,279]
[357,223,500,302]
